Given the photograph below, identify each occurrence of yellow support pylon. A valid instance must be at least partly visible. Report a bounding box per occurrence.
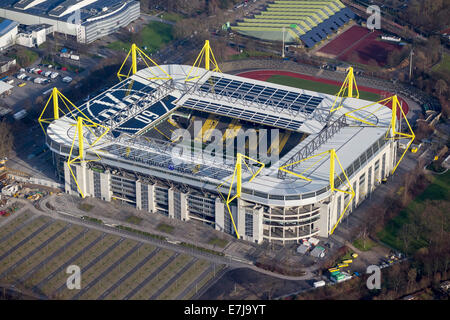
[185,40,221,82]
[344,95,415,174]
[330,67,359,113]
[279,149,355,235]
[387,96,415,174]
[67,117,110,198]
[117,43,172,81]
[217,153,265,239]
[38,87,91,135]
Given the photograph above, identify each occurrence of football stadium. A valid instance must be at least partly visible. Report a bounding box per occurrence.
[41,41,414,245]
[232,0,356,47]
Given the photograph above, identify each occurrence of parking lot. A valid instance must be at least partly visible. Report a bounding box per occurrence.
[0,210,224,300]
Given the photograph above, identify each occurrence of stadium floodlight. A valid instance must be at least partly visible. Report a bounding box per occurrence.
[117,43,172,81]
[38,87,91,136]
[330,67,359,113]
[279,149,355,234]
[217,153,265,239]
[67,117,110,198]
[344,95,415,174]
[185,40,221,82]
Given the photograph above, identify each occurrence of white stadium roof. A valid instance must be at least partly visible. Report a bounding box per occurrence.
[47,64,393,201]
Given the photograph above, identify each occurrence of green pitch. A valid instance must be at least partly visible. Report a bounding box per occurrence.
[266,75,381,102]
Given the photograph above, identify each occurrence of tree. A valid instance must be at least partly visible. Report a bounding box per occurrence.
[407,268,417,292]
[0,120,14,159]
[435,79,448,96]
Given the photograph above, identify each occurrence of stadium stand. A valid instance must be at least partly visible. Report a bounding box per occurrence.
[233,0,356,48]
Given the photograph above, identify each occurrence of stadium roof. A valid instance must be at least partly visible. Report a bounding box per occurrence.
[0,0,136,24]
[0,19,19,37]
[47,65,393,200]
[233,0,356,48]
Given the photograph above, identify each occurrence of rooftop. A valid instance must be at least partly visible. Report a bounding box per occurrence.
[0,19,19,37]
[47,64,393,199]
[1,0,137,24]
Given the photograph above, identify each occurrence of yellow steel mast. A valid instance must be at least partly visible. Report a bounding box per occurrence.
[117,43,172,81]
[185,40,221,82]
[217,153,265,239]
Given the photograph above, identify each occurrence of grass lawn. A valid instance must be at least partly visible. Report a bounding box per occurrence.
[156,223,175,234]
[79,203,94,212]
[159,12,184,22]
[432,53,450,74]
[266,75,381,102]
[231,50,275,60]
[353,237,377,251]
[207,237,228,248]
[377,171,450,252]
[7,48,39,67]
[126,215,143,225]
[107,22,173,53]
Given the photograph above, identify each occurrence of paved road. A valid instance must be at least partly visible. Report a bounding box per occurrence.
[19,228,89,283]
[149,257,198,300]
[52,238,125,295]
[33,233,105,292]
[72,242,142,300]
[124,252,180,300]
[0,223,71,279]
[97,248,161,300]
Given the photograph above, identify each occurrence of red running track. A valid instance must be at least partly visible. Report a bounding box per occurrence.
[236,70,409,116]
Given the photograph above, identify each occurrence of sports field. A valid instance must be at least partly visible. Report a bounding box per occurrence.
[237,70,409,115]
[318,26,402,66]
[266,74,381,101]
[0,212,224,300]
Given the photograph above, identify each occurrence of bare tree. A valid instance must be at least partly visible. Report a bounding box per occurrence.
[0,120,14,159]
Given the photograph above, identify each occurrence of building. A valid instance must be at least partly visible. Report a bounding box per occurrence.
[0,0,140,44]
[44,62,406,245]
[232,0,355,48]
[16,23,52,47]
[0,80,14,97]
[0,56,17,73]
[0,19,19,50]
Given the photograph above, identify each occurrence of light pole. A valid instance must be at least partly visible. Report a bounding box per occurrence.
[282,27,286,58]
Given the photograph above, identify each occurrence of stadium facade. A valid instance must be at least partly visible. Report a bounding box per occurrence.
[0,0,140,44]
[44,63,403,245]
[233,0,356,48]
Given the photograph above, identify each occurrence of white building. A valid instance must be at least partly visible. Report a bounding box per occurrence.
[0,0,140,44]
[0,19,19,50]
[16,24,51,47]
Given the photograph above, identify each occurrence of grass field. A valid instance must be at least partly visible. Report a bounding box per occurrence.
[432,53,450,74]
[159,12,184,22]
[107,22,173,53]
[352,237,377,251]
[0,213,224,300]
[377,171,450,252]
[266,75,381,102]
